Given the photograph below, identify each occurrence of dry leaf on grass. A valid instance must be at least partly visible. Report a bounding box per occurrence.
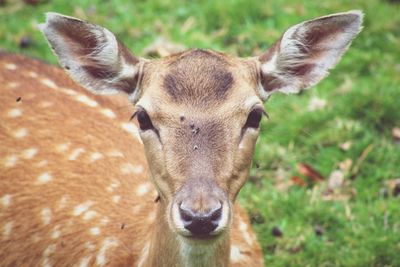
[143,37,186,58]
[327,170,345,190]
[339,141,352,151]
[307,96,327,111]
[392,127,400,140]
[297,163,324,183]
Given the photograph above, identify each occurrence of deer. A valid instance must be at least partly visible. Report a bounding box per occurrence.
[0,10,362,267]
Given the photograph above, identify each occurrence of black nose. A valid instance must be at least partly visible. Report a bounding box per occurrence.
[179,202,222,236]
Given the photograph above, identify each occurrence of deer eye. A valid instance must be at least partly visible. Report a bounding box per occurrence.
[243,108,263,129]
[136,109,154,131]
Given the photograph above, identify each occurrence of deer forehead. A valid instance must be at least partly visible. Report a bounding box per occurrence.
[139,49,259,113]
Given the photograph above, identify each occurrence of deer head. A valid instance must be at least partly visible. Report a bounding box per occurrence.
[40,11,362,244]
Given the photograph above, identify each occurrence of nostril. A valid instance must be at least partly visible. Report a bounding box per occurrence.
[178,202,223,236]
[179,204,194,222]
[209,205,222,222]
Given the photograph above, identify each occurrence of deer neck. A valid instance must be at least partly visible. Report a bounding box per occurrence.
[144,202,230,267]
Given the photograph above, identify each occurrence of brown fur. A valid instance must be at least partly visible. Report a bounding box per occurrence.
[0,54,263,266]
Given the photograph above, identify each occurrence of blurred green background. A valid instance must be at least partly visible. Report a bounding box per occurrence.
[1,0,399,266]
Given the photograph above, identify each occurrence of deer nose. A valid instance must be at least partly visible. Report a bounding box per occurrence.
[179,201,222,236]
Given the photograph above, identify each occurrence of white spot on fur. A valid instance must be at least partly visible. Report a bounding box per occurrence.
[107,150,124,157]
[83,210,97,221]
[39,101,54,108]
[36,160,48,167]
[121,122,141,141]
[112,195,121,204]
[68,148,85,161]
[85,241,96,251]
[120,163,143,175]
[230,245,244,263]
[90,152,104,162]
[147,211,156,222]
[43,258,51,267]
[7,82,19,89]
[137,183,151,196]
[5,63,17,70]
[100,108,116,118]
[100,217,110,226]
[51,226,61,239]
[7,108,22,118]
[41,208,52,225]
[239,221,253,245]
[43,244,56,267]
[73,201,94,216]
[3,221,13,239]
[132,206,141,215]
[89,227,101,235]
[79,256,92,267]
[1,194,12,208]
[28,71,38,78]
[14,128,28,138]
[41,78,57,89]
[55,143,70,153]
[4,155,18,168]
[75,95,98,107]
[96,238,118,266]
[37,172,53,184]
[21,148,38,159]
[60,87,78,96]
[57,195,69,210]
[106,179,120,193]
[44,244,56,256]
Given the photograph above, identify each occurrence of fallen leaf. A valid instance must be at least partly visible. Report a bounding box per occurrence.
[392,127,400,140]
[328,170,344,190]
[297,163,324,182]
[307,96,327,111]
[290,176,307,187]
[338,159,353,173]
[339,141,352,151]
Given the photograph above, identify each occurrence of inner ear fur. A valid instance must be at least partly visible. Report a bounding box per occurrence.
[257,10,363,100]
[40,12,143,98]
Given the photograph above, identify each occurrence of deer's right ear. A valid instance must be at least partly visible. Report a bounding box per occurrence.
[256,11,363,101]
[40,12,142,99]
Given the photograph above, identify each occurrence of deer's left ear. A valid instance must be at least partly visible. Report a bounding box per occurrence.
[256,10,363,100]
[40,12,143,100]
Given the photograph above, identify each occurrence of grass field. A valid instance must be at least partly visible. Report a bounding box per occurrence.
[1,0,399,266]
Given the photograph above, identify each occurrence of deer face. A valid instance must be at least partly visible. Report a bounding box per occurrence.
[40,11,362,239]
[135,50,263,237]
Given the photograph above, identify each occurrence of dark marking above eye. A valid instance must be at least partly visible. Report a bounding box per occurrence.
[162,49,234,105]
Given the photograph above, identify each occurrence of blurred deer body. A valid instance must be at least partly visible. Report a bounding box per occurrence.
[0,10,362,267]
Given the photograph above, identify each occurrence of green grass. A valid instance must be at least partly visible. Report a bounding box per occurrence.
[1,0,399,266]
